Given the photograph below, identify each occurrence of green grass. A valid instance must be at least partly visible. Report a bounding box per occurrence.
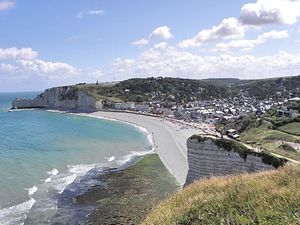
[278,122,300,136]
[143,164,300,225]
[77,83,123,102]
[239,121,300,160]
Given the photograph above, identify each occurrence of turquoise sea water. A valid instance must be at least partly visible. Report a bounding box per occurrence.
[0,92,152,224]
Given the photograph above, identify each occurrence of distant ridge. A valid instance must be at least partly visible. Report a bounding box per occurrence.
[78,75,300,102]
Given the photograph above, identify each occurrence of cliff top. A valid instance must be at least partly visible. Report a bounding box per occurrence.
[189,135,287,168]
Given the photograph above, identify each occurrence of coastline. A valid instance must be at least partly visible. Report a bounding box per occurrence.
[75,110,204,185]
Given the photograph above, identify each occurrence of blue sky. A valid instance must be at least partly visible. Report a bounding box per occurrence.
[0,0,300,91]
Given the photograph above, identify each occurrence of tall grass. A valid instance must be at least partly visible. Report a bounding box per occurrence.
[143,164,300,225]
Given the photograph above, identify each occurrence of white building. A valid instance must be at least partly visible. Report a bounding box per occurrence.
[135,104,150,112]
[114,102,135,110]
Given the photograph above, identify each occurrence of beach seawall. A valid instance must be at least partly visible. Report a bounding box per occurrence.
[185,135,287,186]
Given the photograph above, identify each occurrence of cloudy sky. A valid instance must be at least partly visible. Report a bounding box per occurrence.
[1,0,300,91]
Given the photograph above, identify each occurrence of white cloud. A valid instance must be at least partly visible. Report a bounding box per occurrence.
[0,0,15,11]
[240,0,300,25]
[0,47,38,60]
[131,26,172,47]
[178,18,245,48]
[88,70,104,79]
[0,63,15,73]
[88,10,104,15]
[17,59,78,76]
[150,25,173,40]
[154,42,168,49]
[131,38,149,46]
[0,47,108,90]
[216,30,289,51]
[0,47,78,82]
[76,10,104,18]
[111,46,300,80]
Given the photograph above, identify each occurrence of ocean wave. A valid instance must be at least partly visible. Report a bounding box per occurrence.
[8,108,36,112]
[117,150,154,166]
[44,177,52,183]
[26,186,38,196]
[0,198,35,225]
[47,168,59,176]
[46,164,96,194]
[67,164,96,176]
[105,156,115,162]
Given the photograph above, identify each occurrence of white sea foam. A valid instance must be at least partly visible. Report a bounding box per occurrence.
[67,164,95,175]
[26,186,38,196]
[48,164,96,194]
[51,173,77,194]
[117,150,154,166]
[0,198,35,225]
[47,168,59,176]
[105,156,115,162]
[44,177,52,183]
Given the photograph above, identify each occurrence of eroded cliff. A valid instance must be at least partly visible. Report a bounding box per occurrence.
[12,86,103,110]
[185,135,287,185]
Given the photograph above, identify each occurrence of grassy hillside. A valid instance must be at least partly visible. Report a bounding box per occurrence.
[278,122,300,136]
[73,75,300,103]
[77,77,232,103]
[143,164,300,225]
[233,75,300,100]
[237,120,300,160]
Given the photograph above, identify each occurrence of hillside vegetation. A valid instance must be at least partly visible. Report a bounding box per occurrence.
[278,122,300,136]
[229,117,300,160]
[78,77,232,103]
[143,164,300,225]
[74,75,300,103]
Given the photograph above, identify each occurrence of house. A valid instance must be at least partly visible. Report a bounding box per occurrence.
[135,104,150,112]
[114,102,135,110]
[226,129,240,139]
[278,97,300,118]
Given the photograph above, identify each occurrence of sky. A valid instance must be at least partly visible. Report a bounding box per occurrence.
[0,0,300,92]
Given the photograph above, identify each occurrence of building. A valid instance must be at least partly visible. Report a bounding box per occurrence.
[135,104,151,112]
[227,129,240,139]
[278,97,300,118]
[114,102,135,110]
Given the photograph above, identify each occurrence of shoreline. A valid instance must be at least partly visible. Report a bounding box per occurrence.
[74,110,204,185]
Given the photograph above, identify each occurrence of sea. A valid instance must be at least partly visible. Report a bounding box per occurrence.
[0,92,154,225]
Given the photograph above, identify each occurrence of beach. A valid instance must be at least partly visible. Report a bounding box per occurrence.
[78,111,207,185]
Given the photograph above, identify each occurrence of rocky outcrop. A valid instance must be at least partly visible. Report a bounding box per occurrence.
[12,86,103,111]
[185,135,287,186]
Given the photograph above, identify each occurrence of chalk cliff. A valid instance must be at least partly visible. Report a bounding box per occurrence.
[12,86,103,111]
[185,135,287,185]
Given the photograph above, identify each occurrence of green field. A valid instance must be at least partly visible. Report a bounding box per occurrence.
[278,122,300,136]
[143,164,300,225]
[239,121,300,160]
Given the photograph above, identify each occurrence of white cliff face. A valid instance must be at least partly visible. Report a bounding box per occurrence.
[185,136,285,186]
[12,94,46,109]
[12,86,101,110]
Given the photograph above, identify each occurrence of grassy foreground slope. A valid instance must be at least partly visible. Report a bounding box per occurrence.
[143,164,300,225]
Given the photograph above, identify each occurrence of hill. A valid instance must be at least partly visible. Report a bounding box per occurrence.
[233,75,300,100]
[143,164,300,225]
[78,77,232,103]
[77,75,300,103]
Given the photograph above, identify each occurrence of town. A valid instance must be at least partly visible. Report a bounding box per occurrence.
[112,90,300,133]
